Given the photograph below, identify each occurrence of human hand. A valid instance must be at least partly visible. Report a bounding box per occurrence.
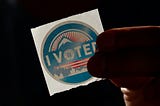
[87,26,160,106]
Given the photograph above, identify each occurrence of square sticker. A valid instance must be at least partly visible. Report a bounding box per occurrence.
[31,9,104,96]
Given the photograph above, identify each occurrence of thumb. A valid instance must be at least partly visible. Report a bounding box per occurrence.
[111,78,160,106]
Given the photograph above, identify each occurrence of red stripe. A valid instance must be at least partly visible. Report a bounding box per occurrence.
[71,62,87,68]
[54,58,90,69]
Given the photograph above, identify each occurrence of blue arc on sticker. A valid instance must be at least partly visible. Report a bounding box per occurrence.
[42,21,98,84]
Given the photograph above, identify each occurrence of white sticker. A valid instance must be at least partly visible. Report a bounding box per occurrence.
[31,9,104,96]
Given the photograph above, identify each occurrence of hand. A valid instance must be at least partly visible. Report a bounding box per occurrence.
[87,26,160,106]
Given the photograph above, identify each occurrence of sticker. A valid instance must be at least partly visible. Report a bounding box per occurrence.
[31,9,104,96]
[42,21,98,84]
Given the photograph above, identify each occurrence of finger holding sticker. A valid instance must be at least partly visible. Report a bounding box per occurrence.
[87,26,160,106]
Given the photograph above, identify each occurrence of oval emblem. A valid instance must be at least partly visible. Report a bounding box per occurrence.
[41,21,98,84]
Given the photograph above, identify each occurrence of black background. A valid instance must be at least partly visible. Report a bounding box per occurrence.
[1,0,160,106]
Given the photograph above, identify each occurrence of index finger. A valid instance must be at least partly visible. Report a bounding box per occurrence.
[97,26,160,53]
[87,26,160,78]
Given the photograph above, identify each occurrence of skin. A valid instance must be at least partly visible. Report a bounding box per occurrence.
[87,26,160,106]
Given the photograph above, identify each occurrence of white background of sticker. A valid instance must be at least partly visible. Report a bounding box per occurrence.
[31,9,104,96]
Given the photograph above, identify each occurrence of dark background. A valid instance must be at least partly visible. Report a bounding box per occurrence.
[1,0,160,106]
